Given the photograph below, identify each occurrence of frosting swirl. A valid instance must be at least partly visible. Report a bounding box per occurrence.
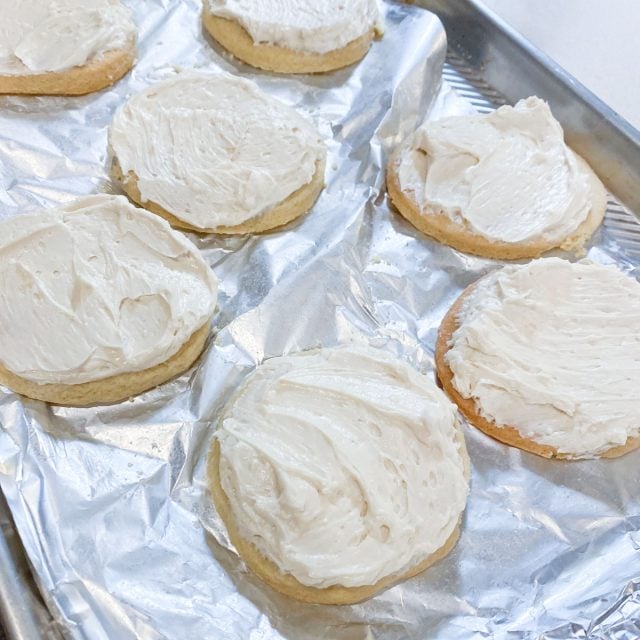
[0,195,217,385]
[396,97,602,246]
[216,346,468,588]
[109,72,325,230]
[0,0,135,76]
[446,258,640,458]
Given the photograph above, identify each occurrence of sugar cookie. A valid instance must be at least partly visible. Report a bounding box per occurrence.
[210,346,469,604]
[436,258,640,459]
[0,0,136,95]
[202,0,381,74]
[110,73,326,234]
[0,195,217,405]
[388,97,606,259]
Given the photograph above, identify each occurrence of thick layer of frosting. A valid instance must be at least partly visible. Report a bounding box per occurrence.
[0,195,217,385]
[0,0,135,76]
[206,0,380,54]
[109,72,325,230]
[397,97,598,245]
[446,258,640,458]
[216,346,468,588]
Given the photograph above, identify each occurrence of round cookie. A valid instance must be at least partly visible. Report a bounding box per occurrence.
[209,346,469,604]
[387,97,607,260]
[0,195,218,406]
[435,259,640,459]
[0,0,136,96]
[109,72,326,234]
[202,0,381,74]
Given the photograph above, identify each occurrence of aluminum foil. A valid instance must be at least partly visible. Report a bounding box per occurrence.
[0,1,639,638]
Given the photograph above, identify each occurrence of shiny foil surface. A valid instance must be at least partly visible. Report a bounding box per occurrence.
[0,1,639,638]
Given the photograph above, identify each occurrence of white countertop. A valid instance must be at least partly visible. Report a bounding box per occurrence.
[481,0,640,131]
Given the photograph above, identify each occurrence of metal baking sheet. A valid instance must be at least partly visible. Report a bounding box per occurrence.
[0,1,639,639]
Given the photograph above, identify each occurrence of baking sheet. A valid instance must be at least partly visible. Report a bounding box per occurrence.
[0,1,640,638]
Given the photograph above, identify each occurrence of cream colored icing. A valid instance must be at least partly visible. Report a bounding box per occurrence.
[109,72,325,231]
[206,0,381,55]
[216,346,468,588]
[0,0,136,76]
[446,258,640,458]
[0,195,217,386]
[397,97,599,245]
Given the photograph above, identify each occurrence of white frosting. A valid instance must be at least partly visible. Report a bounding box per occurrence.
[109,72,325,231]
[0,195,217,386]
[216,346,468,588]
[446,258,640,458]
[0,0,136,76]
[206,0,380,55]
[397,97,598,245]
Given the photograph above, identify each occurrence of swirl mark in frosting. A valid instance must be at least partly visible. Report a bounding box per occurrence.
[0,0,136,76]
[0,195,217,385]
[397,97,599,245]
[216,346,468,588]
[446,258,640,458]
[109,72,325,230]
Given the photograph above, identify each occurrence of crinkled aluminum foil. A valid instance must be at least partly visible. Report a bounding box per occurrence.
[0,1,639,638]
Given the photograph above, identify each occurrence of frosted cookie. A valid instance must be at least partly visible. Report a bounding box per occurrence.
[209,346,469,604]
[436,258,640,460]
[202,0,381,74]
[109,72,326,234]
[388,97,607,259]
[0,195,217,406]
[0,0,136,95]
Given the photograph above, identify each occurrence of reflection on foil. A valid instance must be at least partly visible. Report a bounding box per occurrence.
[0,1,639,639]
[541,578,640,639]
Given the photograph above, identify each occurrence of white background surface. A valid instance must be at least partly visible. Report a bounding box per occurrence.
[481,0,640,130]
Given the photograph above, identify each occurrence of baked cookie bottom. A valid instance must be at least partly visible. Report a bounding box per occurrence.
[209,431,469,605]
[112,156,326,235]
[0,321,210,406]
[0,47,135,96]
[202,12,375,74]
[435,284,640,460]
[386,152,607,260]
